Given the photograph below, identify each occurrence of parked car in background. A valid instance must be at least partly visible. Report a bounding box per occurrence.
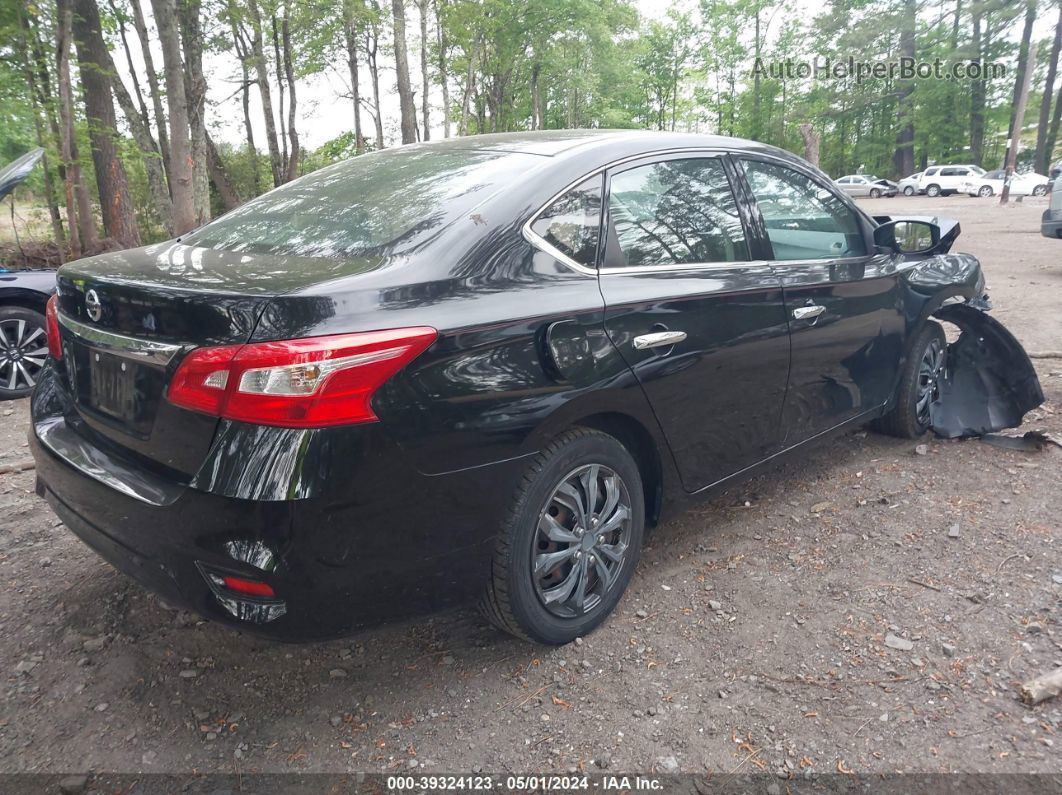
[898,172,923,196]
[29,131,1043,644]
[0,147,55,400]
[1046,161,1060,192]
[918,164,986,196]
[1043,177,1062,239]
[961,169,1050,198]
[835,174,898,197]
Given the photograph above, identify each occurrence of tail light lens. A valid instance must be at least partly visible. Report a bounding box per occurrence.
[46,295,62,360]
[167,327,437,427]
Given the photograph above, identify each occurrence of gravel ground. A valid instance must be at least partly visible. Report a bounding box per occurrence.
[1,195,1059,777]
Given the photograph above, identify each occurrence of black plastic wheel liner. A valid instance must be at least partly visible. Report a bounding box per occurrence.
[929,303,1045,439]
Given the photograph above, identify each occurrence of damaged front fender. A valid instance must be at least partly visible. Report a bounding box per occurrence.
[928,303,1044,439]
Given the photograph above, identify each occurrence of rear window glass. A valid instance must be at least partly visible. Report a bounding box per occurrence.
[184,148,532,258]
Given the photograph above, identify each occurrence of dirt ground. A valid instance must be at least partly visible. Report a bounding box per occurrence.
[0,195,1059,779]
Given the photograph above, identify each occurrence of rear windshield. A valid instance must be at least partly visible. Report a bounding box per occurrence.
[184,147,531,258]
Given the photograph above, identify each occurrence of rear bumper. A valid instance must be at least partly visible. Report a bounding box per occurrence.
[29,392,526,641]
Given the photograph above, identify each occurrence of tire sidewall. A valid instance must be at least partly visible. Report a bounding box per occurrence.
[926,184,940,197]
[506,434,644,645]
[906,323,947,436]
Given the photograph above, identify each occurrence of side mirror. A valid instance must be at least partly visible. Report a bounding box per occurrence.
[874,219,940,255]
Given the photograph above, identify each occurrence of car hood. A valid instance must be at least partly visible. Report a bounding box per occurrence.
[0,148,44,203]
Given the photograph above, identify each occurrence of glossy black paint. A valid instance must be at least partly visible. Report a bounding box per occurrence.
[28,130,1040,640]
[0,268,56,312]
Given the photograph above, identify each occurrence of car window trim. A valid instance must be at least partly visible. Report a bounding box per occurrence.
[732,154,877,264]
[523,146,760,276]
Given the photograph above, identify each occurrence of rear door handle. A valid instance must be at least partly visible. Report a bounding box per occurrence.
[792,305,825,320]
[632,330,687,350]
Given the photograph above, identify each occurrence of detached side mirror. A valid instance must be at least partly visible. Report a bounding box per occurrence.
[874,219,941,255]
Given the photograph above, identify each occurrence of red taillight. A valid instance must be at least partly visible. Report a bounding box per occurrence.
[46,295,62,360]
[221,576,275,598]
[167,327,437,428]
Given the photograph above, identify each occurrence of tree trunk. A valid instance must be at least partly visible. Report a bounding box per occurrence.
[459,40,478,136]
[72,0,141,248]
[366,25,385,148]
[18,11,66,259]
[1006,0,1037,144]
[392,0,417,143]
[530,61,541,130]
[129,0,171,188]
[1001,3,1036,206]
[231,23,261,195]
[56,0,92,255]
[434,0,450,137]
[892,0,916,178]
[106,50,174,235]
[417,0,430,141]
[281,11,300,180]
[1034,4,1062,176]
[205,133,242,211]
[179,0,210,225]
[343,0,366,153]
[150,0,196,234]
[247,0,284,186]
[970,3,985,165]
[799,123,820,168]
[271,15,288,174]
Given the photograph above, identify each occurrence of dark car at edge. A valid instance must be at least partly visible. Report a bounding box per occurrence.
[29,131,1042,644]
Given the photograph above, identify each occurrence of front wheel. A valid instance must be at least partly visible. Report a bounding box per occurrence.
[1032,185,1048,197]
[978,185,993,197]
[869,188,881,198]
[481,428,645,644]
[902,186,915,196]
[873,321,947,439]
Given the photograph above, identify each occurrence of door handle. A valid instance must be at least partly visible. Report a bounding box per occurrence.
[632,330,687,350]
[792,305,825,321]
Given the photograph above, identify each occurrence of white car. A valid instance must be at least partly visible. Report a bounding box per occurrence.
[917,164,986,197]
[960,169,1051,198]
[898,172,923,196]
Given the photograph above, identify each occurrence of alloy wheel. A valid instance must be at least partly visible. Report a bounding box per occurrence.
[531,463,632,619]
[1033,185,1047,197]
[0,318,47,393]
[915,337,945,426]
[903,187,914,196]
[978,186,993,197]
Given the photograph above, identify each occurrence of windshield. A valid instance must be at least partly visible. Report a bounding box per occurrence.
[184,147,534,259]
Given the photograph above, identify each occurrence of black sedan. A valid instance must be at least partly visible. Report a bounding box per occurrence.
[29,131,1042,644]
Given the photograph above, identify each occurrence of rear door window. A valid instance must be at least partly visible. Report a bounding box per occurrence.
[605,157,749,268]
[529,176,603,268]
[741,159,867,261]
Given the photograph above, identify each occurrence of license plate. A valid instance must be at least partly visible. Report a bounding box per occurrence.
[89,354,136,419]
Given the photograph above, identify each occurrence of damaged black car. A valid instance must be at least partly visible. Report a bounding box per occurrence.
[29,131,1043,644]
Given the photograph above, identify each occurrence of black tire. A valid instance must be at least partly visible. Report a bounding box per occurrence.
[903,186,915,196]
[925,184,941,197]
[0,305,48,400]
[978,185,993,197]
[873,321,946,439]
[481,428,645,644]
[869,188,881,198]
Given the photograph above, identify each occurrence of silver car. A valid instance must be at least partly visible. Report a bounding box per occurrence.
[898,172,923,196]
[835,174,898,198]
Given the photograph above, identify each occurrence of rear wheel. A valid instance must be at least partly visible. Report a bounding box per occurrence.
[978,185,993,197]
[873,321,946,439]
[925,184,941,197]
[903,186,915,196]
[481,428,645,644]
[0,306,48,400]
